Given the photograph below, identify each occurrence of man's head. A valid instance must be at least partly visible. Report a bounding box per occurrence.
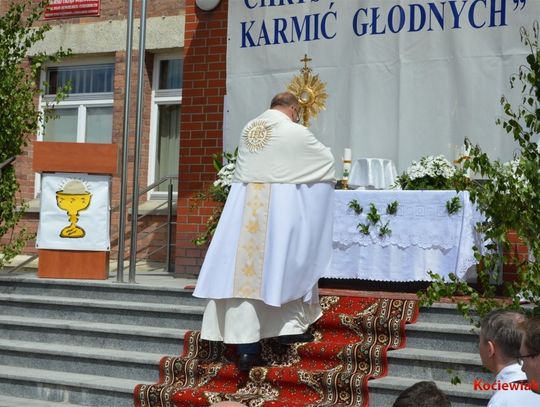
[270,92,301,124]
[519,316,540,392]
[479,309,524,373]
[392,381,451,407]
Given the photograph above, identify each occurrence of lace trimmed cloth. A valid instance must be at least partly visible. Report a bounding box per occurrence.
[326,190,483,281]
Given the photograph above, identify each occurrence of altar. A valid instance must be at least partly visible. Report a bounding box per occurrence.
[325,190,482,282]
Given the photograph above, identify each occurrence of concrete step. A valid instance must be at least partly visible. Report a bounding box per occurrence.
[0,276,203,306]
[0,293,204,329]
[0,339,166,382]
[386,347,492,384]
[418,303,479,325]
[0,365,139,407]
[405,321,480,353]
[368,375,491,407]
[0,315,186,355]
[0,395,85,407]
[0,273,199,406]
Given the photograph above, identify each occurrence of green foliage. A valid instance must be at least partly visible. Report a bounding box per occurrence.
[366,203,381,224]
[386,201,398,215]
[378,221,391,238]
[446,369,462,386]
[420,271,501,325]
[418,22,540,318]
[445,196,462,215]
[0,0,70,268]
[348,199,363,215]
[350,200,398,238]
[192,149,238,247]
[357,223,370,235]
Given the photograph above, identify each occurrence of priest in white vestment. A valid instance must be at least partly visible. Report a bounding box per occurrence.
[193,92,335,371]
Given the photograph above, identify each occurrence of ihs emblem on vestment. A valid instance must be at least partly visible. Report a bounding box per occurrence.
[287,54,328,127]
[242,119,273,152]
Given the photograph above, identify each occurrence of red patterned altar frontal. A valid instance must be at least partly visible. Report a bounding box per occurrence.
[45,0,100,19]
[135,296,418,407]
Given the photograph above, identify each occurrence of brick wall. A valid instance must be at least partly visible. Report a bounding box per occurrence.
[174,0,228,275]
[502,230,529,282]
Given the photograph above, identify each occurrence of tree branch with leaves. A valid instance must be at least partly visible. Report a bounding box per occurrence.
[419,22,540,321]
[0,0,70,268]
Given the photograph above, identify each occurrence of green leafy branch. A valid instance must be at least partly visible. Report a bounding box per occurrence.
[347,199,363,215]
[348,200,399,238]
[418,22,540,322]
[445,196,462,215]
[446,369,462,386]
[386,201,399,215]
[1,0,71,269]
[366,203,381,224]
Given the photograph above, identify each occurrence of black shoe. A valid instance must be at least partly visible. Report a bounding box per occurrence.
[276,331,315,345]
[237,353,264,372]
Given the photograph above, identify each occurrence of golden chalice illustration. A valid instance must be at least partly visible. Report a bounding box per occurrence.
[56,180,92,238]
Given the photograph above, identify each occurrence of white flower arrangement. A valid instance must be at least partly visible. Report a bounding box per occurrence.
[407,155,456,180]
[396,155,464,190]
[213,161,236,189]
[193,149,238,246]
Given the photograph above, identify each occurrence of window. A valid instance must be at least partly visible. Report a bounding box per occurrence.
[149,55,182,195]
[40,62,114,144]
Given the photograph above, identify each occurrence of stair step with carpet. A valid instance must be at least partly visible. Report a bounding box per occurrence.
[134,295,498,407]
[0,275,496,407]
[368,376,490,407]
[0,274,200,406]
[135,295,418,406]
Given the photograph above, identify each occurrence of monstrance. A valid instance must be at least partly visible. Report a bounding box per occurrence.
[287,54,328,127]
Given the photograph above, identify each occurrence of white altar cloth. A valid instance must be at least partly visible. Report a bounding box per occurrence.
[326,190,481,282]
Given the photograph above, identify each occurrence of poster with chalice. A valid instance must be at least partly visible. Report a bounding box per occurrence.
[36,173,110,251]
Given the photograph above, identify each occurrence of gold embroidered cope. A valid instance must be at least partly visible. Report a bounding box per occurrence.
[233,183,271,298]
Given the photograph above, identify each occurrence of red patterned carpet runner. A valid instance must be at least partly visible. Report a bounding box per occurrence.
[135,296,418,407]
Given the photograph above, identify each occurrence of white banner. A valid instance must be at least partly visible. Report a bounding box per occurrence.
[226,0,540,173]
[37,173,111,251]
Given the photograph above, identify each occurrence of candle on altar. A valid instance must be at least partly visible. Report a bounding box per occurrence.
[343,148,352,180]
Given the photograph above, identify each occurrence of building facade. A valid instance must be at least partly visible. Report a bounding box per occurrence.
[4,0,528,280]
[3,0,194,270]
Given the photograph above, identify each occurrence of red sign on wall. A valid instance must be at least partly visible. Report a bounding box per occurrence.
[44,0,100,19]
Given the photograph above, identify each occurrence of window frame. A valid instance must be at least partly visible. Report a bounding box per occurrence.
[38,57,115,144]
[35,58,115,197]
[148,53,183,200]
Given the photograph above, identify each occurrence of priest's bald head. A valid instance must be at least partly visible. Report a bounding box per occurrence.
[270,92,301,123]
